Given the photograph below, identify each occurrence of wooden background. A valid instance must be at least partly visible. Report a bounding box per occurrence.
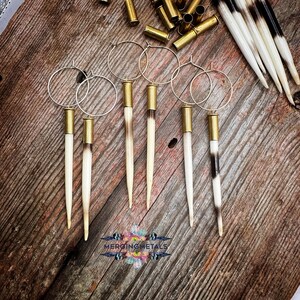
[0,0,299,299]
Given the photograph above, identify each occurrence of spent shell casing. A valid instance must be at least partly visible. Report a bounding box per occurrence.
[156,5,176,31]
[144,25,170,44]
[123,80,133,107]
[193,5,205,25]
[176,0,188,11]
[186,0,202,14]
[125,0,139,26]
[162,0,179,22]
[173,15,219,50]
[178,13,194,35]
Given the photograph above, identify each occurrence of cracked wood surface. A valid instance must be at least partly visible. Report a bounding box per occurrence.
[0,0,299,299]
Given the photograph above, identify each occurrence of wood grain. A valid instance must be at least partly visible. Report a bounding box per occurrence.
[0,0,299,299]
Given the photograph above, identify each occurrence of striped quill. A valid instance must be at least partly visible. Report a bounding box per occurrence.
[255,0,300,85]
[247,0,294,105]
[208,114,223,236]
[233,0,282,92]
[212,0,269,88]
[225,0,266,73]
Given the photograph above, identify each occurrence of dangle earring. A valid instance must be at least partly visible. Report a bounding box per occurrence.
[107,40,149,209]
[171,58,212,227]
[190,69,233,236]
[138,43,180,210]
[76,74,117,241]
[48,63,89,229]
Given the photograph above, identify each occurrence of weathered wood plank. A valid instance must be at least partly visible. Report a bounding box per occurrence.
[0,0,299,299]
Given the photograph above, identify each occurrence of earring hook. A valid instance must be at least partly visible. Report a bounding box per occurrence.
[75,74,118,118]
[107,40,149,82]
[190,69,233,112]
[48,63,90,108]
[170,60,213,105]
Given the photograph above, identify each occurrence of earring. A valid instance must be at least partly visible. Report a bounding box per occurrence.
[171,57,212,227]
[107,40,149,209]
[47,63,89,229]
[76,74,117,241]
[190,68,233,236]
[138,43,180,210]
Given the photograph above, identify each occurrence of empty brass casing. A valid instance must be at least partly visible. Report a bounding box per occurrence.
[208,113,219,141]
[182,105,193,133]
[193,5,205,25]
[125,0,139,26]
[144,25,170,44]
[175,7,183,23]
[186,0,201,14]
[173,30,197,51]
[173,15,219,50]
[123,81,133,107]
[178,13,193,35]
[65,108,75,134]
[176,0,187,10]
[156,5,176,31]
[147,84,157,110]
[83,117,94,144]
[193,15,219,34]
[162,0,178,22]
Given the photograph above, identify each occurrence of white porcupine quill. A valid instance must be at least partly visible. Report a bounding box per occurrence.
[82,144,92,241]
[213,0,268,88]
[65,133,73,229]
[246,0,294,105]
[255,0,300,85]
[124,106,134,208]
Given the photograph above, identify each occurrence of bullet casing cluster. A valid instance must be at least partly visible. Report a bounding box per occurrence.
[122,0,219,50]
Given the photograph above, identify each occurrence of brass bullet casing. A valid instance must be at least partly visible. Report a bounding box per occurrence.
[156,5,176,31]
[144,25,170,44]
[175,7,183,23]
[83,117,94,144]
[173,30,197,51]
[176,0,187,11]
[193,5,205,25]
[162,0,178,22]
[182,105,193,133]
[147,84,157,110]
[178,13,194,35]
[125,0,139,26]
[65,108,75,134]
[123,80,133,107]
[193,15,219,35]
[173,15,219,50]
[208,113,219,141]
[186,0,202,14]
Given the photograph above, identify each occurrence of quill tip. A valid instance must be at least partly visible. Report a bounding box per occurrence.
[287,93,295,106]
[84,230,89,241]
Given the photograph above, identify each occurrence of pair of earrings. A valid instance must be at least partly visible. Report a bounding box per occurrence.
[48,64,117,240]
[107,41,181,210]
[171,58,233,236]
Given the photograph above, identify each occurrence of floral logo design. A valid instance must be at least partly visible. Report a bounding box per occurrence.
[101,225,171,269]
